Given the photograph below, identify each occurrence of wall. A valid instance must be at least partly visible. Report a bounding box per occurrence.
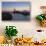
[0,0,46,42]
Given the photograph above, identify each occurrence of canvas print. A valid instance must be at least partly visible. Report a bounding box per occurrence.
[2,2,31,21]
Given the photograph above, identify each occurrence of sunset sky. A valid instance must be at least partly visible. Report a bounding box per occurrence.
[2,2,30,11]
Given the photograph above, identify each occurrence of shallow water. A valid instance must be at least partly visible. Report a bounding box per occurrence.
[12,13,30,21]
